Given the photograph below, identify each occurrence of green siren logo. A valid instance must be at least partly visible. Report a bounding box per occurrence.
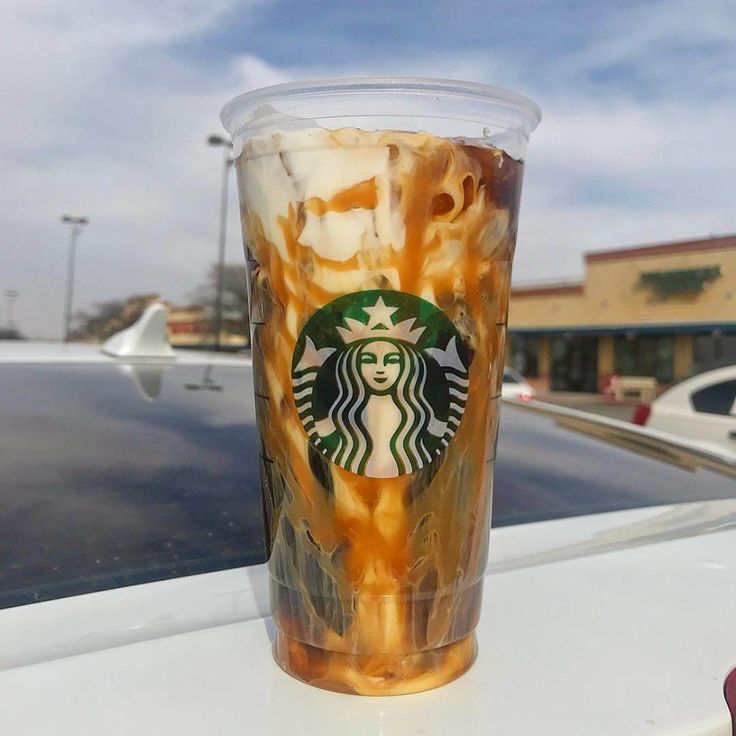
[292,290,470,478]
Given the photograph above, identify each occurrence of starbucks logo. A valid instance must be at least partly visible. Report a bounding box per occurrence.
[292,290,470,478]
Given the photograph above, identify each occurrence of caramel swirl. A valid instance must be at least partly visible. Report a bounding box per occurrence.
[235,126,523,694]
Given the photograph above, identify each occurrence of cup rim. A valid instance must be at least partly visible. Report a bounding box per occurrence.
[220,76,541,138]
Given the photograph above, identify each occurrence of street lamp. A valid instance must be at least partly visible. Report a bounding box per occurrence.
[60,214,89,342]
[208,134,233,351]
[4,290,19,329]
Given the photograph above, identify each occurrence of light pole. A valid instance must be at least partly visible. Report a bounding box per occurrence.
[4,290,19,329]
[208,134,233,351]
[60,214,89,342]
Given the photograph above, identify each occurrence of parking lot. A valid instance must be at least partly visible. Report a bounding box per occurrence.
[535,392,637,423]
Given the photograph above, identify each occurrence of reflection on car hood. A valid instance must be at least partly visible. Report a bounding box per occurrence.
[493,399,736,526]
[0,361,265,608]
[1,361,735,609]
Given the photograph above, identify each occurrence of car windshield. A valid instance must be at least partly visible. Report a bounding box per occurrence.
[502,369,520,384]
[1,359,735,610]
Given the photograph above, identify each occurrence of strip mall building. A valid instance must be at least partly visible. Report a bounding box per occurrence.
[507,234,736,393]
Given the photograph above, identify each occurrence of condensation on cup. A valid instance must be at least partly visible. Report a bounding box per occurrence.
[221,78,540,695]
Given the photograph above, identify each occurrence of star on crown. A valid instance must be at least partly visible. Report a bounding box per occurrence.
[336,296,425,345]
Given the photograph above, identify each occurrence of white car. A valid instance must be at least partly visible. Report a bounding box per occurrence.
[632,365,736,454]
[501,366,535,400]
[1,309,736,734]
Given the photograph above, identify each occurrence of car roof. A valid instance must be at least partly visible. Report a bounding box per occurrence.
[2,502,736,735]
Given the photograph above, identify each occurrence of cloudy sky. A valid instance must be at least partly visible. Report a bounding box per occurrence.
[2,0,735,338]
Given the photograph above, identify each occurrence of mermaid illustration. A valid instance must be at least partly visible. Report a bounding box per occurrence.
[293,294,469,478]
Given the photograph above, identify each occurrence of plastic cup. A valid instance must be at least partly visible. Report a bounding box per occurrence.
[221,78,540,695]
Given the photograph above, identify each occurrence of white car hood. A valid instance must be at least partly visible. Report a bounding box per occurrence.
[2,501,735,736]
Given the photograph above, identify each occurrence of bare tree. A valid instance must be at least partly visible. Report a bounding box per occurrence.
[189,263,250,346]
[70,294,160,342]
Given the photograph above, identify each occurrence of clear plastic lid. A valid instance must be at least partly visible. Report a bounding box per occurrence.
[220,77,541,160]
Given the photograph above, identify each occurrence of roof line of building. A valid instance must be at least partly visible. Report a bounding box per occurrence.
[511,282,584,297]
[584,233,736,263]
[511,233,735,297]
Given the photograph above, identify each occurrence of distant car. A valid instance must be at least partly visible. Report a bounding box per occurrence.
[501,366,535,400]
[632,365,736,453]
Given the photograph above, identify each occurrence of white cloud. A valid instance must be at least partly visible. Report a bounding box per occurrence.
[1,0,735,337]
[515,203,735,283]
[262,43,736,284]
[554,0,736,89]
[234,54,294,89]
[0,1,285,338]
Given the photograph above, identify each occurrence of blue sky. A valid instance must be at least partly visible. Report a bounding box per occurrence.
[176,1,600,67]
[2,0,735,338]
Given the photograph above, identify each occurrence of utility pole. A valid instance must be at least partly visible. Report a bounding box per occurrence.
[4,290,19,329]
[207,135,233,350]
[60,214,89,342]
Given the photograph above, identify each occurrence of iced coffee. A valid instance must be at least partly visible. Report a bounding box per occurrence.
[222,80,539,695]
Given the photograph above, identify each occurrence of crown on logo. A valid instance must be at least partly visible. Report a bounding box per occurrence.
[336,296,425,345]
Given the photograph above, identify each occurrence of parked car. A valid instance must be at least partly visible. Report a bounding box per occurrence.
[632,365,736,453]
[501,366,535,400]
[1,311,735,735]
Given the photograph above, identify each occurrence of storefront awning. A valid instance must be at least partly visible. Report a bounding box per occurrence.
[508,322,736,337]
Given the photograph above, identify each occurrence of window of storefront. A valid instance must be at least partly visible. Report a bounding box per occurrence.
[550,335,598,392]
[693,332,736,374]
[614,334,674,383]
[507,335,539,377]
